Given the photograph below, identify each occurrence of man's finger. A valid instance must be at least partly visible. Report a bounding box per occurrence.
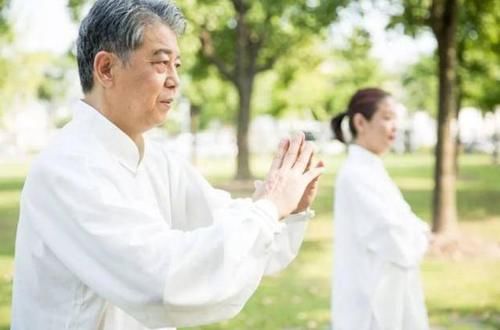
[281,132,305,169]
[304,162,325,183]
[293,141,314,172]
[300,141,319,173]
[269,138,289,172]
[309,160,325,180]
[309,162,323,182]
[304,149,313,173]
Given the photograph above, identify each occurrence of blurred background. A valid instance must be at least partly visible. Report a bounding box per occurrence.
[0,0,499,329]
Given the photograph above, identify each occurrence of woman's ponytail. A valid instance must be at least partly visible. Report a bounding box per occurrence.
[331,112,348,143]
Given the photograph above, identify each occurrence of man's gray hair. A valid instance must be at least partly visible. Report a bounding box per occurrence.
[77,0,186,93]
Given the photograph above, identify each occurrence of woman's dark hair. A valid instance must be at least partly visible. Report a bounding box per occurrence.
[331,88,390,143]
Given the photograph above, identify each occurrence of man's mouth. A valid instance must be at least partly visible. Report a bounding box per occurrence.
[160,98,174,107]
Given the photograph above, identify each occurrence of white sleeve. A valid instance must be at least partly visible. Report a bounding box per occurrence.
[187,166,312,276]
[263,209,314,274]
[346,177,429,269]
[24,155,282,328]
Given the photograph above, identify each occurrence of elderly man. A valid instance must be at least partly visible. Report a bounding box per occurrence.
[10,0,324,329]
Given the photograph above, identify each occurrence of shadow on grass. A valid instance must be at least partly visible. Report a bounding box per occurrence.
[0,177,24,192]
[0,279,12,306]
[401,189,500,222]
[300,240,329,254]
[430,306,500,329]
[457,191,500,220]
[327,184,500,224]
[0,176,23,257]
[0,276,12,330]
[0,210,18,257]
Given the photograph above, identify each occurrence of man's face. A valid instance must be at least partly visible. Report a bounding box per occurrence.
[110,22,181,134]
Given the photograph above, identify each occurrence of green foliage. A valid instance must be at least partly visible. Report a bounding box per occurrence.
[37,53,75,103]
[67,0,87,21]
[254,26,391,122]
[0,0,75,117]
[0,53,51,113]
[0,52,73,116]
[182,74,238,129]
[402,55,438,114]
[326,28,389,117]
[253,27,389,121]
[0,0,12,117]
[457,0,500,112]
[181,0,346,72]
[252,37,330,119]
[391,0,500,113]
[0,0,10,37]
[177,0,350,124]
[387,0,432,36]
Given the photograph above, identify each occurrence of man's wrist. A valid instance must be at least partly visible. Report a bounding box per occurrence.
[285,208,315,223]
[254,198,280,221]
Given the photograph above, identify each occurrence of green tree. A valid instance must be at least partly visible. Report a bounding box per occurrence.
[266,27,388,121]
[390,0,464,235]
[179,31,239,131]
[0,0,12,117]
[0,0,76,121]
[399,0,499,163]
[326,28,389,116]
[458,1,500,164]
[0,0,8,35]
[401,55,437,115]
[253,36,329,120]
[0,52,70,115]
[456,0,500,112]
[179,0,349,179]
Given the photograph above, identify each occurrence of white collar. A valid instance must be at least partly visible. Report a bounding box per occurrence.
[348,144,384,169]
[73,100,143,173]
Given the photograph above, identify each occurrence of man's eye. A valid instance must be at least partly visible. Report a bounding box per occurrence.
[153,62,168,71]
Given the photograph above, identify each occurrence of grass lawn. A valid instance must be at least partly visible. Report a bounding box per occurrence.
[1,152,499,329]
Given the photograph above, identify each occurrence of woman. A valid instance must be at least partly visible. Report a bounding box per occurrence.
[331,88,430,330]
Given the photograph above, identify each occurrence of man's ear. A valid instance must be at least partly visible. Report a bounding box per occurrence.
[93,51,118,89]
[353,113,365,134]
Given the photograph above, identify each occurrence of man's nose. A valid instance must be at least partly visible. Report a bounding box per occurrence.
[165,67,180,88]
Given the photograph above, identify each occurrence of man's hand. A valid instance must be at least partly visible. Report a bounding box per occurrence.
[253,132,325,219]
[293,159,324,214]
[292,137,324,214]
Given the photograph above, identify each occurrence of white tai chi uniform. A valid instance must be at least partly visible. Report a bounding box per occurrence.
[332,144,429,330]
[12,100,313,330]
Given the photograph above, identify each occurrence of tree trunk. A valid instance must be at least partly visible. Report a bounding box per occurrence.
[431,0,459,234]
[454,82,462,175]
[235,77,254,180]
[233,0,256,180]
[199,0,266,180]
